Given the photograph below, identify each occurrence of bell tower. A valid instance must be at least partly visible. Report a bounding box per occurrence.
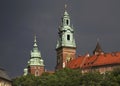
[24,35,45,76]
[56,5,76,70]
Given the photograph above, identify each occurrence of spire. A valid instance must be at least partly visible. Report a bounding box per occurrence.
[33,35,37,47]
[63,4,69,18]
[64,4,68,14]
[24,35,45,76]
[31,35,41,58]
[62,4,70,26]
[93,39,104,55]
[29,35,44,65]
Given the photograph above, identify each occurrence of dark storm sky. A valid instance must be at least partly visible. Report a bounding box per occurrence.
[0,0,120,77]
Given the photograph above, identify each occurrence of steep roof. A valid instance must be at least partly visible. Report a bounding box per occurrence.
[93,42,103,55]
[0,68,11,81]
[67,52,120,69]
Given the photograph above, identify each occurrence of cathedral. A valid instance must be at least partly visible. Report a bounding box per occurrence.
[24,6,120,76]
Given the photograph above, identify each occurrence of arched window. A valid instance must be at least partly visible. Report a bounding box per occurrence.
[67,35,70,40]
[35,70,39,76]
[66,20,69,25]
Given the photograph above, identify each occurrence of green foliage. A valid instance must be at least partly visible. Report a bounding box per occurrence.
[12,68,120,86]
[80,72,103,86]
[55,68,82,86]
[12,74,41,86]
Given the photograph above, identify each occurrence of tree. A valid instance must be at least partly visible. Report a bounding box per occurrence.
[12,68,120,86]
[80,72,103,86]
[55,68,82,86]
[12,74,41,86]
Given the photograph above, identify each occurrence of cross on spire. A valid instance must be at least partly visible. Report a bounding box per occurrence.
[65,4,67,11]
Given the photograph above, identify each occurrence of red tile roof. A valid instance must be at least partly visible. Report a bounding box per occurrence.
[67,52,120,69]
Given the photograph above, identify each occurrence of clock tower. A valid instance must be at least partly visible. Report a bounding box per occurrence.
[56,5,76,70]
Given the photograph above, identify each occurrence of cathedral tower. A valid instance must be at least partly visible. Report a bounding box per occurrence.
[56,5,76,70]
[24,35,45,76]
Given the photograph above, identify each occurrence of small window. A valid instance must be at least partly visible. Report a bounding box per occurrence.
[66,20,69,25]
[67,35,70,40]
[35,70,39,76]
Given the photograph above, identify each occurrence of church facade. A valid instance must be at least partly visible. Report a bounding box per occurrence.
[24,6,120,76]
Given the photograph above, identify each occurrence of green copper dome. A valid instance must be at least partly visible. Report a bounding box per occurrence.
[24,35,44,76]
[29,35,44,66]
[31,35,41,58]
